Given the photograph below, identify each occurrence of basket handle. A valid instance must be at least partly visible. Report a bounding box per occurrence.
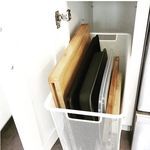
[90,33,117,41]
[99,34,117,41]
[66,113,103,124]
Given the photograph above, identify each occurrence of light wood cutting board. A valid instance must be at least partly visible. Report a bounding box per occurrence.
[49,24,91,108]
[106,57,122,114]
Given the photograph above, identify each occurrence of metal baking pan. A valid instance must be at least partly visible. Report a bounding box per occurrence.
[79,49,107,112]
[67,35,101,110]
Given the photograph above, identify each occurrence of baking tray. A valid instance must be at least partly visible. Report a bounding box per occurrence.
[68,35,101,110]
[79,49,107,112]
[98,52,113,113]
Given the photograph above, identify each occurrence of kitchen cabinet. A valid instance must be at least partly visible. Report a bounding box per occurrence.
[46,0,150,149]
[0,0,149,149]
[49,0,150,129]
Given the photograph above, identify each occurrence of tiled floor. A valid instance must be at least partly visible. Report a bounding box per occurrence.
[1,118,132,150]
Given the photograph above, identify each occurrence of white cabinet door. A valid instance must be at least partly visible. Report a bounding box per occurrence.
[138,30,150,112]
[0,0,69,150]
[0,88,11,131]
[132,113,150,150]
[0,1,11,132]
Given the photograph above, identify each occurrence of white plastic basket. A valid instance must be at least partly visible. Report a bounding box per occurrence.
[45,33,131,150]
[45,93,123,150]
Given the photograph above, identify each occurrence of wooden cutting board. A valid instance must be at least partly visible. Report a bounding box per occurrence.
[106,57,122,114]
[49,24,91,108]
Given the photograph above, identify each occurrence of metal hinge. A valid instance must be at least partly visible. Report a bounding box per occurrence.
[55,9,71,29]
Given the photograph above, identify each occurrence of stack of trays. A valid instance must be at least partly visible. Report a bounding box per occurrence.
[68,35,102,110]
[68,35,109,114]
[68,35,122,115]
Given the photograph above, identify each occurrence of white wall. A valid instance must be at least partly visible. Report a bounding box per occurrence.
[92,2,137,35]
[0,88,11,131]
[68,1,93,37]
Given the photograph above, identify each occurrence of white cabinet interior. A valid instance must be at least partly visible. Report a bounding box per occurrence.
[68,1,137,37]
[67,1,149,130]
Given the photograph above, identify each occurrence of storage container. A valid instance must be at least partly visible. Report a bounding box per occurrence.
[50,105,123,150]
[45,32,131,150]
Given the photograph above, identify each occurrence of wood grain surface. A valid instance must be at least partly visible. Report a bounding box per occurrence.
[106,57,122,114]
[49,24,91,108]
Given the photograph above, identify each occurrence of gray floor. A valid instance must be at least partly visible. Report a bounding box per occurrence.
[120,131,132,150]
[1,117,23,150]
[1,118,132,150]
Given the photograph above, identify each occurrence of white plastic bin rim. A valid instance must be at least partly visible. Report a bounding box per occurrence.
[90,32,131,41]
[45,93,124,120]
